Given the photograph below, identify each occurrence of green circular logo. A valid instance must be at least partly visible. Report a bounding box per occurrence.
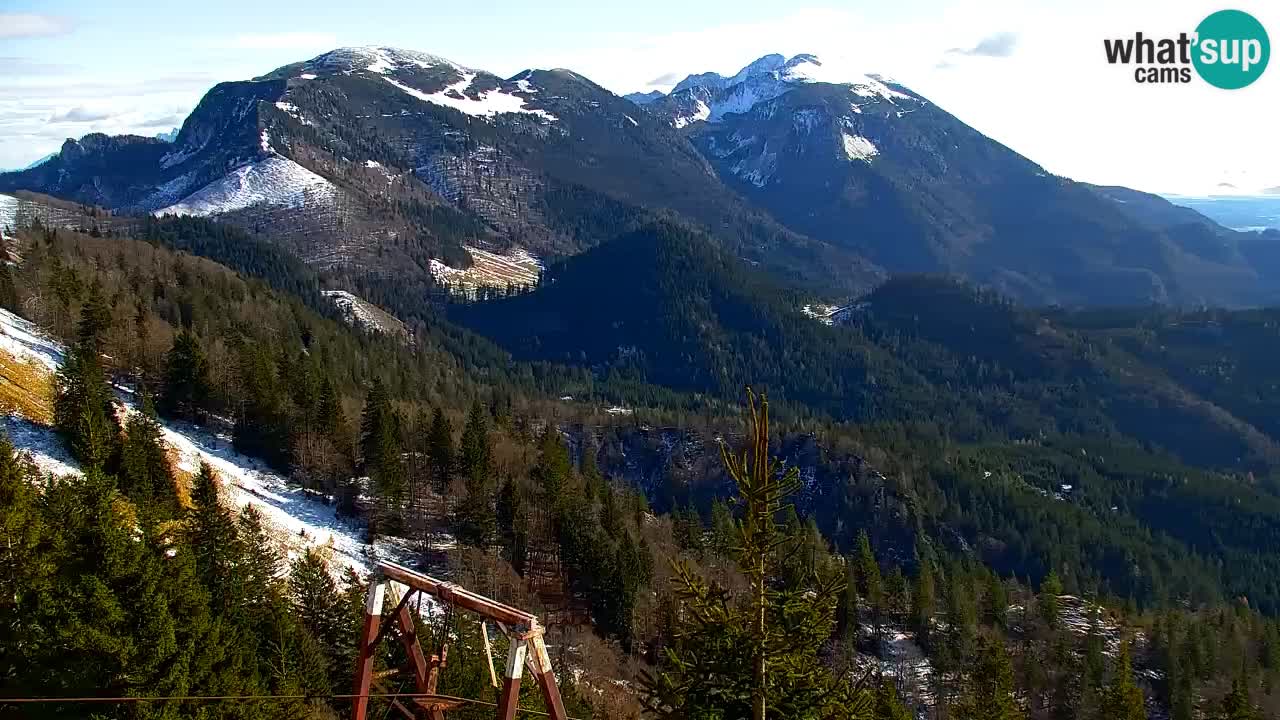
[1193,9,1270,89]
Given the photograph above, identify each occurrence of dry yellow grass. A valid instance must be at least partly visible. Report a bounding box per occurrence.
[167,447,195,510]
[0,348,54,425]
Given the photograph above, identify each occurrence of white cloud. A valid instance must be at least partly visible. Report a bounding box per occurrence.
[0,14,74,39]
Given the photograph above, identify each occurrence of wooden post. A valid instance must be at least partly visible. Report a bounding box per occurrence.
[391,587,431,694]
[495,637,527,720]
[527,630,568,720]
[353,580,386,720]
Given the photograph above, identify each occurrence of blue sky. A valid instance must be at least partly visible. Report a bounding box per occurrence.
[2,0,1277,195]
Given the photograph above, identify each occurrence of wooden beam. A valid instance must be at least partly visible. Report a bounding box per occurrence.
[495,637,527,720]
[392,588,432,695]
[352,581,386,720]
[378,560,536,627]
[481,621,500,688]
[371,585,417,650]
[528,633,568,720]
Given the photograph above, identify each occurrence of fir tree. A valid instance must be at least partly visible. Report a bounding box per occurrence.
[1039,570,1064,629]
[874,681,913,720]
[709,497,736,557]
[75,278,112,351]
[856,530,884,641]
[426,407,454,494]
[1102,640,1147,720]
[0,256,17,312]
[1219,676,1259,720]
[952,634,1024,720]
[532,425,572,500]
[360,378,404,529]
[0,433,49,675]
[454,401,495,547]
[912,551,937,647]
[187,461,243,614]
[640,390,871,720]
[158,329,212,420]
[458,400,491,489]
[496,476,529,575]
[54,298,119,470]
[984,572,1009,630]
[118,393,177,518]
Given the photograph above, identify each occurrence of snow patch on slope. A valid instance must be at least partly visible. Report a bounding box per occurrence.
[322,290,406,338]
[841,133,879,162]
[155,157,337,217]
[0,194,17,240]
[0,307,64,372]
[385,75,556,121]
[673,100,710,129]
[0,307,400,576]
[304,47,461,77]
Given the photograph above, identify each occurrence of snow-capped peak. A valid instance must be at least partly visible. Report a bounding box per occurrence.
[658,52,917,128]
[728,53,788,85]
[295,46,466,77]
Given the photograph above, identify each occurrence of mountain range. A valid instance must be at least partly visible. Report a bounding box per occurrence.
[3,46,1280,307]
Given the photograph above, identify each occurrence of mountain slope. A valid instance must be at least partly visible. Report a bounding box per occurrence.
[638,53,1280,307]
[0,47,879,295]
[453,222,1280,473]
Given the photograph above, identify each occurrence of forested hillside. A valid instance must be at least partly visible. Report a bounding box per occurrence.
[3,212,1280,718]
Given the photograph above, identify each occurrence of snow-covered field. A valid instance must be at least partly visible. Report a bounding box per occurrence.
[155,157,337,218]
[386,74,556,121]
[0,307,401,576]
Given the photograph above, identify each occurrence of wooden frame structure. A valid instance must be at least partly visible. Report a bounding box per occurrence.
[352,560,568,720]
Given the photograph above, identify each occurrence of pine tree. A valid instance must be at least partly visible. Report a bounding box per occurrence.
[118,393,178,518]
[291,549,361,693]
[458,400,491,489]
[75,277,112,351]
[496,476,529,575]
[233,344,289,469]
[455,401,495,547]
[709,497,736,557]
[0,432,50,673]
[28,466,205,708]
[640,390,871,720]
[0,256,18,312]
[532,425,572,500]
[912,552,937,647]
[54,297,120,470]
[837,558,860,647]
[187,461,243,614]
[952,634,1024,720]
[1219,676,1260,720]
[580,442,603,501]
[1102,640,1147,720]
[874,681,913,720]
[856,530,884,641]
[159,329,212,420]
[1039,570,1064,629]
[426,407,454,494]
[984,572,1009,630]
[360,378,404,529]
